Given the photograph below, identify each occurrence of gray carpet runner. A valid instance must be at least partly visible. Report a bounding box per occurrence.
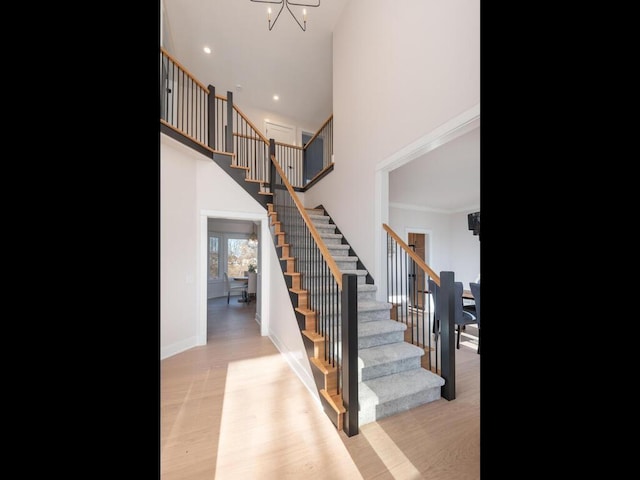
[306,208,444,426]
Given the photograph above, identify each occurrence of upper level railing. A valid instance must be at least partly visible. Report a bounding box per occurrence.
[383,223,456,400]
[160,47,333,191]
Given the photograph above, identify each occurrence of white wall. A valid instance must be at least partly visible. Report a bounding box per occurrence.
[160,134,318,401]
[303,0,480,281]
[236,104,320,147]
[389,206,451,278]
[160,136,199,357]
[450,210,480,290]
[388,206,480,291]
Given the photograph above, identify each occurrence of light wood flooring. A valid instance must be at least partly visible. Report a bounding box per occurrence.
[160,295,480,479]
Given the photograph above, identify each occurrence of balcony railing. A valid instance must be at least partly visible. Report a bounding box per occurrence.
[160,47,333,191]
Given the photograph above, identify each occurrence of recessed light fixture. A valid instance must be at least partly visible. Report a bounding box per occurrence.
[203,46,211,54]
[273,95,279,101]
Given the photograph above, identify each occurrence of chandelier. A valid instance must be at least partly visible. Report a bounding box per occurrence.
[250,1,320,32]
[248,222,259,248]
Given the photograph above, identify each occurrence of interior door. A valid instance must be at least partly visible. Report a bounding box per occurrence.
[408,232,427,309]
[265,120,296,145]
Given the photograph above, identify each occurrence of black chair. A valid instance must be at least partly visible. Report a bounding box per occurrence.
[469,282,480,354]
[454,281,477,350]
[427,278,440,340]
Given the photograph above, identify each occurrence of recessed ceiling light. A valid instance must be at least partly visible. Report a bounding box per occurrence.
[273,95,279,101]
[203,46,211,54]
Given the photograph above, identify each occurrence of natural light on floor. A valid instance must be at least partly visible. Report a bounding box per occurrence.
[360,422,423,480]
[213,353,363,479]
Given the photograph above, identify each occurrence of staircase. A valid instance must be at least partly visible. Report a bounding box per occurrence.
[270,204,445,429]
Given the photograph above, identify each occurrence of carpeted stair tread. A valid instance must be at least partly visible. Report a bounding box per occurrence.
[360,369,445,405]
[358,342,424,368]
[359,319,406,336]
[358,300,392,312]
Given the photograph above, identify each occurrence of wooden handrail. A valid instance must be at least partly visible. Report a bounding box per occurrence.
[232,104,270,145]
[304,114,333,149]
[233,132,265,141]
[160,47,210,93]
[382,223,440,285]
[275,142,303,150]
[271,154,343,289]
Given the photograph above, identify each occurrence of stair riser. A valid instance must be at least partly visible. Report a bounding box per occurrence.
[292,245,350,256]
[358,387,442,425]
[299,305,391,323]
[359,308,392,322]
[294,259,358,271]
[358,331,406,349]
[299,274,368,285]
[360,356,422,382]
[305,289,375,303]
[286,234,344,245]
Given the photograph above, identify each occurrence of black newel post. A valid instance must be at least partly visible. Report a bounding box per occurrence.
[225,91,233,154]
[440,271,456,400]
[269,139,276,192]
[342,273,359,436]
[207,85,216,150]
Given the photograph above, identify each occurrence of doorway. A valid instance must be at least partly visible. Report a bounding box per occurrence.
[264,120,296,145]
[199,212,270,344]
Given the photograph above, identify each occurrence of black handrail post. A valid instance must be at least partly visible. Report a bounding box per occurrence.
[269,139,276,192]
[207,85,216,150]
[226,90,233,154]
[440,271,456,400]
[342,273,359,437]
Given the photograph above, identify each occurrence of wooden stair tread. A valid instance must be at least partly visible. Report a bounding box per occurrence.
[320,389,345,413]
[302,330,323,342]
[310,356,337,375]
[295,307,314,316]
[289,288,307,295]
[284,272,300,277]
[230,165,250,171]
[244,178,267,183]
[258,191,273,196]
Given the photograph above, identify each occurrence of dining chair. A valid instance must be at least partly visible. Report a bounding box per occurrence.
[430,278,477,349]
[223,272,247,304]
[246,272,257,305]
[469,282,480,354]
[454,281,477,350]
[427,278,440,340]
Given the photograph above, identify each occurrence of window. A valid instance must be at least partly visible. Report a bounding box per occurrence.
[227,237,257,277]
[208,234,220,280]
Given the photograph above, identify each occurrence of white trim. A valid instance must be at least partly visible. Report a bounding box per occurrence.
[268,330,322,407]
[199,210,271,343]
[376,104,480,172]
[161,336,198,360]
[375,104,480,302]
[389,201,480,215]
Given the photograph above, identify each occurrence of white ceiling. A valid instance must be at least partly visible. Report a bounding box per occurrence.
[161,0,479,213]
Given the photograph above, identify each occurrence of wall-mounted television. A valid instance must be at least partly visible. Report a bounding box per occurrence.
[467,211,480,236]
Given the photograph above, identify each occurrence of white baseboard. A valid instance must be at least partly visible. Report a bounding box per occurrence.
[161,336,198,360]
[268,330,321,407]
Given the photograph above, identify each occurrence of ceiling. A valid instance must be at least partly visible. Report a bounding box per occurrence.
[161,0,479,213]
